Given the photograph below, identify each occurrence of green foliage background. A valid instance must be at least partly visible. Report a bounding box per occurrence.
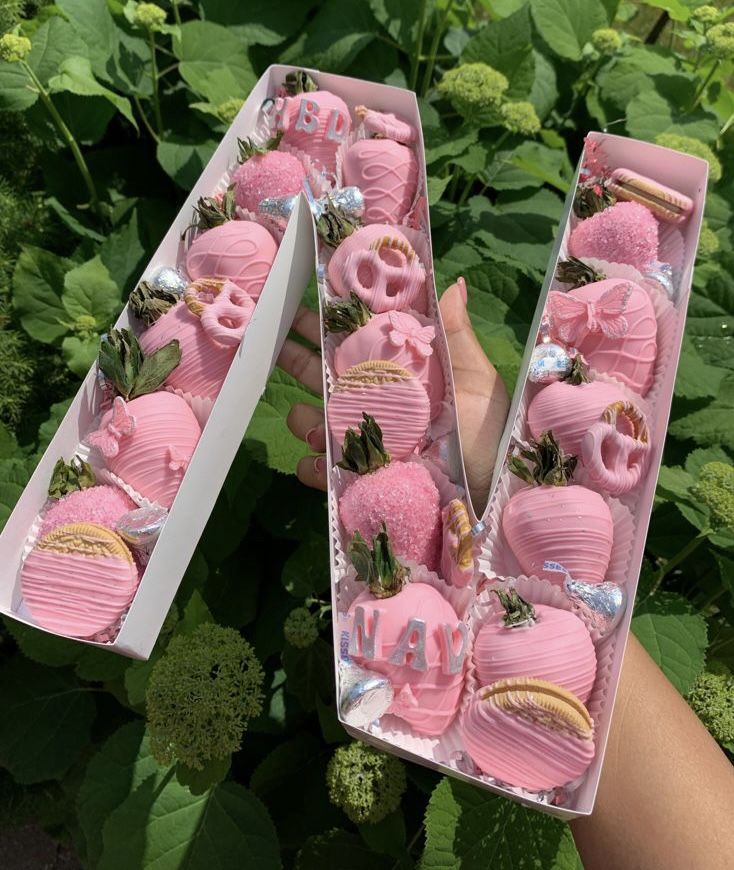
[0,0,732,867]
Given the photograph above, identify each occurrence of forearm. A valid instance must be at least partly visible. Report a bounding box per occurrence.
[571,633,734,870]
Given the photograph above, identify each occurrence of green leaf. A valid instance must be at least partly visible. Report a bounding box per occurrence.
[530,0,607,60]
[632,593,708,694]
[359,809,406,857]
[297,829,394,870]
[596,46,679,111]
[282,637,334,712]
[427,175,451,205]
[0,58,36,112]
[56,0,120,83]
[369,0,425,49]
[493,141,571,193]
[0,458,32,531]
[74,646,132,682]
[626,81,720,143]
[198,0,313,47]
[157,136,218,189]
[37,399,73,453]
[99,209,147,295]
[99,774,281,870]
[245,368,322,475]
[62,255,121,326]
[462,5,535,99]
[46,196,107,242]
[48,55,137,129]
[13,245,72,344]
[77,721,160,866]
[421,777,582,869]
[280,0,376,71]
[669,373,734,451]
[0,658,96,784]
[674,338,727,400]
[641,0,692,21]
[281,532,330,597]
[173,21,256,103]
[176,756,231,795]
[2,616,81,667]
[62,334,100,376]
[28,16,89,86]
[528,50,558,119]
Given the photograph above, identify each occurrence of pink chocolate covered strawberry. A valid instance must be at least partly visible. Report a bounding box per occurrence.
[231,135,307,213]
[346,527,467,736]
[501,432,613,585]
[568,201,658,272]
[337,415,441,571]
[474,589,596,704]
[342,106,419,225]
[271,71,351,177]
[329,303,445,419]
[88,330,201,508]
[327,224,427,313]
[139,279,256,405]
[527,357,651,497]
[547,278,657,395]
[328,360,430,460]
[186,220,277,301]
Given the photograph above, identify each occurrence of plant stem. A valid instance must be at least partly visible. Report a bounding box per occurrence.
[720,111,734,138]
[171,0,182,26]
[691,60,720,109]
[420,0,454,97]
[649,529,712,597]
[409,0,430,92]
[134,95,160,143]
[22,62,102,218]
[148,31,164,137]
[645,11,669,44]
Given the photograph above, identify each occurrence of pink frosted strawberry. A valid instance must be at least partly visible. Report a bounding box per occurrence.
[527,356,629,457]
[501,432,613,585]
[87,330,201,508]
[274,71,351,177]
[342,106,418,225]
[547,278,657,395]
[568,201,658,272]
[231,135,306,213]
[346,526,467,736]
[337,414,441,571]
[474,589,597,703]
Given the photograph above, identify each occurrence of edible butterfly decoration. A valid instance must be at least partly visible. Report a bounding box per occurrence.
[387,311,435,358]
[87,397,136,458]
[548,282,632,344]
[167,445,189,474]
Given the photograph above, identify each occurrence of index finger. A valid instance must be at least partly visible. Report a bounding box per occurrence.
[291,305,322,347]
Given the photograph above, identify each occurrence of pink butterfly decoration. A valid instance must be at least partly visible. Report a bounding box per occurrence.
[87,397,136,459]
[387,311,435,358]
[167,445,189,474]
[548,283,631,344]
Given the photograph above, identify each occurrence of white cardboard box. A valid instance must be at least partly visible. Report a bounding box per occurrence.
[0,66,317,659]
[306,66,708,819]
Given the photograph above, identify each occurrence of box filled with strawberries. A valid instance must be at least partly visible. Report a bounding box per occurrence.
[0,67,317,659]
[289,67,709,818]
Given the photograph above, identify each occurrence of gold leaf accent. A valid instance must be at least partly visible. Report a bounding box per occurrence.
[183,278,229,317]
[445,499,473,569]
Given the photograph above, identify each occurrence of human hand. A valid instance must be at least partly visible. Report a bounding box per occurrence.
[278,277,510,510]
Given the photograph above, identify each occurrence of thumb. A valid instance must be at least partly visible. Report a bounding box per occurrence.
[439,278,509,512]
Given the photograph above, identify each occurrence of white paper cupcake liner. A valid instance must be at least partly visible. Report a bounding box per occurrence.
[94,468,164,512]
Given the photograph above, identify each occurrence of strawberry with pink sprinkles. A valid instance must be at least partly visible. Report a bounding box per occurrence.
[231,140,306,213]
[40,485,136,538]
[568,201,659,271]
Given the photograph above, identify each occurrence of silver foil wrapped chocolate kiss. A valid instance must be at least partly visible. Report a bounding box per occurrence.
[147,265,187,297]
[338,661,394,727]
[259,186,365,223]
[116,506,168,564]
[564,578,627,637]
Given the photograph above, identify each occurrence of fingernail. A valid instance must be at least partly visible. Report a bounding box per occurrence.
[306,426,322,450]
[314,456,326,475]
[457,276,468,306]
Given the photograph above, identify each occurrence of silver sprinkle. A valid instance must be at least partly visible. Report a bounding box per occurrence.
[148,265,187,297]
[564,577,627,637]
[338,662,393,727]
[471,521,486,537]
